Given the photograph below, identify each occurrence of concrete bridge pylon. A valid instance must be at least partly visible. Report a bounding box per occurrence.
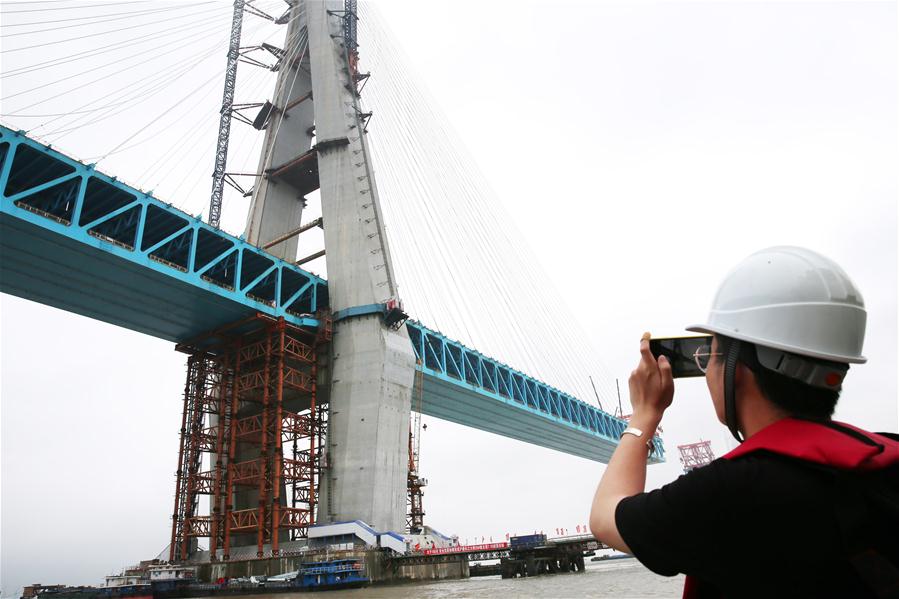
[244,0,415,534]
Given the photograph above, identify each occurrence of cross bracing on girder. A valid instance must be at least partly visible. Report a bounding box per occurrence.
[407,321,665,464]
[0,124,328,341]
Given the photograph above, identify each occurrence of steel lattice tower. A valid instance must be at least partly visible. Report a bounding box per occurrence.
[677,440,715,473]
[208,0,246,229]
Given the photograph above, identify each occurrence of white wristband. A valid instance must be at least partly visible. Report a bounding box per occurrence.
[621,427,655,452]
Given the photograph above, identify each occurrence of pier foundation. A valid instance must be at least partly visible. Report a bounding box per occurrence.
[196,549,467,585]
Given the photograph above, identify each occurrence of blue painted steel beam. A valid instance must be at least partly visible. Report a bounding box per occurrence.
[0,125,665,464]
[407,321,665,463]
[0,125,327,340]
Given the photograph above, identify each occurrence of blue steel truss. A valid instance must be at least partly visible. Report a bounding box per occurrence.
[0,125,665,464]
[407,321,664,463]
[0,125,328,341]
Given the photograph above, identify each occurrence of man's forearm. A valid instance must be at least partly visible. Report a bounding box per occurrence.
[589,413,660,552]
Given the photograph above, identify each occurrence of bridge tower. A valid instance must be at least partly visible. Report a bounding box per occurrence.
[243,0,415,534]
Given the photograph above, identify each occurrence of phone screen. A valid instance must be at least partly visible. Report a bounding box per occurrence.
[649,335,712,378]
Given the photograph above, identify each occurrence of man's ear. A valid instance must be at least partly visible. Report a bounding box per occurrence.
[734,362,756,391]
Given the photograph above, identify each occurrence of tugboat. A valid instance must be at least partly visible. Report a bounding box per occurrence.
[33,562,195,599]
[296,557,369,591]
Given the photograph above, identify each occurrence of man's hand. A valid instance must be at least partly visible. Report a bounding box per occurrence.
[627,332,674,430]
[589,332,676,554]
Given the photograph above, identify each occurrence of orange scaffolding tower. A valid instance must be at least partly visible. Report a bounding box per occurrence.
[169,313,330,562]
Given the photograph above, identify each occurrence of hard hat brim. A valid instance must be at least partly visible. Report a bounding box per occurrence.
[685,323,867,364]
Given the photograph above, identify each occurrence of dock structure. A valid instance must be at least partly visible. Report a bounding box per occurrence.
[499,535,596,579]
[387,534,607,580]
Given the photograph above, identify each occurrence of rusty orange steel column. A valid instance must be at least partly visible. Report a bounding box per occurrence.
[180,357,207,562]
[255,328,273,558]
[309,356,318,527]
[271,319,286,555]
[222,341,242,561]
[209,352,230,561]
[169,356,194,562]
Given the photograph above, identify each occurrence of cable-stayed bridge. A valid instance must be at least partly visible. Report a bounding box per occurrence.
[0,124,661,463]
[0,0,663,566]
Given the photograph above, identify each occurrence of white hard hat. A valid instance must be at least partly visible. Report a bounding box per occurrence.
[687,246,867,364]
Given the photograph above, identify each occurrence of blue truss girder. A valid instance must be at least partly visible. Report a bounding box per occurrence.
[0,125,328,341]
[407,321,665,463]
[0,125,665,464]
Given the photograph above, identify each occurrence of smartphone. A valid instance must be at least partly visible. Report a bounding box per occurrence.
[649,335,712,378]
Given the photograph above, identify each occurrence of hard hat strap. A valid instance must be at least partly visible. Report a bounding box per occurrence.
[724,339,745,443]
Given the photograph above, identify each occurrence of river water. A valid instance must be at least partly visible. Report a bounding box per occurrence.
[235,559,684,599]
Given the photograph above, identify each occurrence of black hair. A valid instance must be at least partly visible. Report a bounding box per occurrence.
[714,335,840,420]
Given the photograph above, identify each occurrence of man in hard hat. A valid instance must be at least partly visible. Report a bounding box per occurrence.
[589,246,899,598]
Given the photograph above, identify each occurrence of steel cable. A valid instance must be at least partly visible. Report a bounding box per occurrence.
[0,4,230,54]
[1,17,223,80]
[357,4,621,408]
[0,2,217,34]
[2,1,154,12]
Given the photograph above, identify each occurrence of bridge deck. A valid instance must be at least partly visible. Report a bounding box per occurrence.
[0,126,327,339]
[0,125,664,464]
[408,323,663,462]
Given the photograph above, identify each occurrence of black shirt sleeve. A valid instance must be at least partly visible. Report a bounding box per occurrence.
[615,458,752,578]
[615,454,881,599]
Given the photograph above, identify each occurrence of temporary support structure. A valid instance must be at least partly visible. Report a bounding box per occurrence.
[169,313,330,561]
[677,440,715,473]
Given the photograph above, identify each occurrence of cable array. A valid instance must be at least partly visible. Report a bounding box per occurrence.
[1,0,297,227]
[357,5,621,410]
[0,1,622,410]
[3,20,228,107]
[1,4,231,54]
[2,1,155,13]
[1,2,218,37]
[2,17,228,80]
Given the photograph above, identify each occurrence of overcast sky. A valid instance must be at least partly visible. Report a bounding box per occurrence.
[2,1,897,596]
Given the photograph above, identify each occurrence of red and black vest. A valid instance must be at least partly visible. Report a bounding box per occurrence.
[682,418,899,599]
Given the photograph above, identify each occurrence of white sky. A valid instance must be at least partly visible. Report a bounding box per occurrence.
[1,1,897,596]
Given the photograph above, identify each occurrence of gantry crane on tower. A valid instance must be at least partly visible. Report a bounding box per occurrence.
[407,365,427,534]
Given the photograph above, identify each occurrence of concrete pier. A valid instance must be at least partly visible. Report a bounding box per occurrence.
[197,550,467,585]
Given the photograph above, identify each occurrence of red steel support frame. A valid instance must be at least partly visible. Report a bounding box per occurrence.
[170,314,327,562]
[308,359,318,531]
[272,321,285,556]
[181,359,203,562]
[169,362,194,562]
[255,330,272,557]
[171,356,215,562]
[222,340,241,560]
[208,352,231,560]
